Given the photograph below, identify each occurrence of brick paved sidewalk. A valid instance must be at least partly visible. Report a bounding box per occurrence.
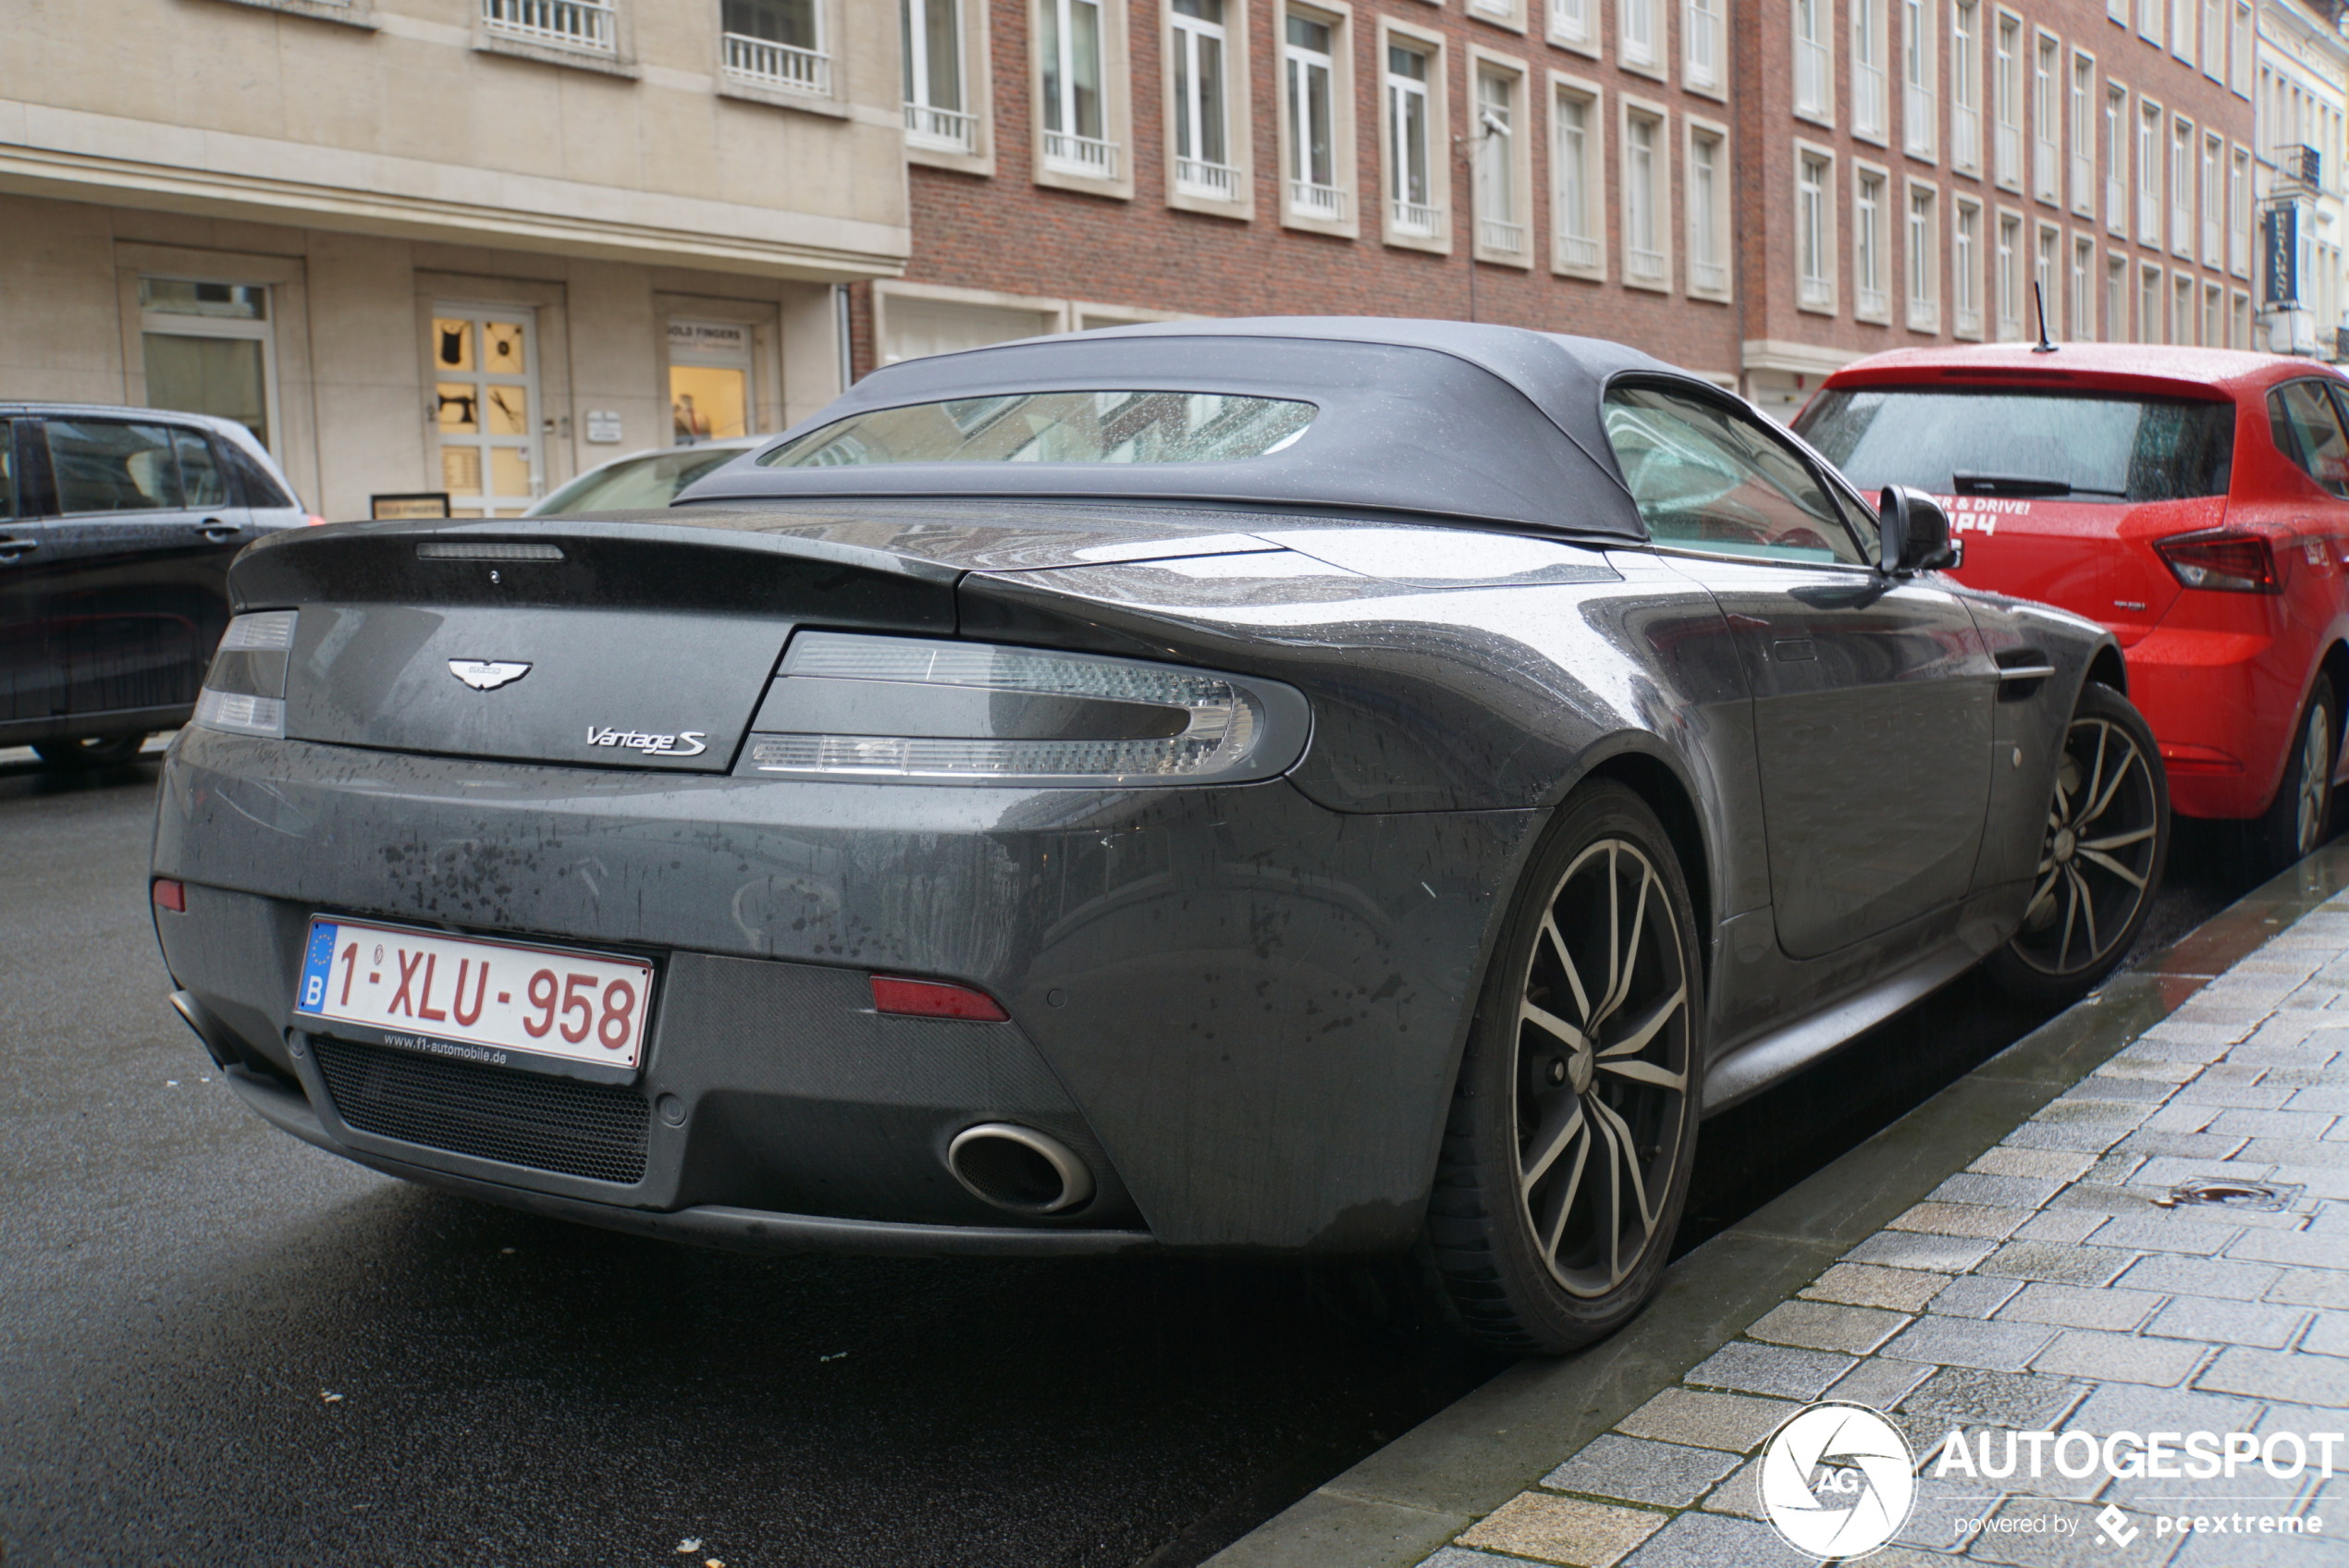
[1414,892,2349,1568]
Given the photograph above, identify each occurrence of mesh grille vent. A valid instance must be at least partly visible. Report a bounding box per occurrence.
[314,1036,649,1185]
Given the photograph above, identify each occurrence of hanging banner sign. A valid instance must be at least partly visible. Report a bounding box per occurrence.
[2265,206,2300,307]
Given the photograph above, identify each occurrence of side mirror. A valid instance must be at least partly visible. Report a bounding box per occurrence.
[1879,484,1958,574]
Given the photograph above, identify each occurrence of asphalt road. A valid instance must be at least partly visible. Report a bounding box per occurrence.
[0,750,2268,1567]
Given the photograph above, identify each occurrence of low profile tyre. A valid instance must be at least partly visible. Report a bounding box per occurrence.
[1986,682,2169,1007]
[2254,676,2340,875]
[1426,781,1702,1354]
[32,733,148,767]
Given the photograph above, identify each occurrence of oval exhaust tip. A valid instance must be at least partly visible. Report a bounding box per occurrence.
[946,1123,1096,1216]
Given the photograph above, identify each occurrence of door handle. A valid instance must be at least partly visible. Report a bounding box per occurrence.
[197,519,240,542]
[0,535,35,563]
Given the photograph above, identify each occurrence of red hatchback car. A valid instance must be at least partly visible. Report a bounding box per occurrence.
[1797,345,2349,870]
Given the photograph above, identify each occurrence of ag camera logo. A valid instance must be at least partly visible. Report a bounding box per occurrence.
[1761,1403,1917,1560]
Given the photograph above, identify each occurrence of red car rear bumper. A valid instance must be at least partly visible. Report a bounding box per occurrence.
[2123,625,2295,819]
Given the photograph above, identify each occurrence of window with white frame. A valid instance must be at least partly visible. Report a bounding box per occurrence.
[1908,184,1939,327]
[1170,0,1236,199]
[722,0,827,92]
[1386,42,1438,236]
[2069,54,2094,214]
[2140,263,2163,343]
[1955,198,1983,335]
[1622,0,1659,69]
[1904,0,1936,157]
[903,0,972,150]
[2137,99,2161,242]
[1552,0,1593,50]
[2107,0,2124,20]
[1040,0,1117,178]
[2230,0,2251,95]
[485,0,618,55]
[1798,147,1835,309]
[1997,209,2023,337]
[1626,108,1668,285]
[1952,1,1980,171]
[2105,82,2126,231]
[1796,0,1832,120]
[1686,0,1723,91]
[1689,124,1728,293]
[2035,222,2059,333]
[2232,288,2250,348]
[2032,33,2060,202]
[2171,116,2193,254]
[1556,84,1604,272]
[1856,168,1889,318]
[2172,273,2193,344]
[2200,0,2220,79]
[1994,13,2022,189]
[2204,280,2222,344]
[1854,0,1888,141]
[1285,13,1344,221]
[1474,67,1525,256]
[2200,130,2221,263]
[2230,145,2251,276]
[2072,234,2095,337]
[2107,252,2128,340]
[2138,0,2159,46]
[2170,0,2193,65]
[140,279,278,453]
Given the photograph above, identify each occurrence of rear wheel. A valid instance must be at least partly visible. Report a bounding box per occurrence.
[31,733,148,767]
[2254,676,2339,874]
[1426,783,1701,1354]
[1986,682,2167,1006]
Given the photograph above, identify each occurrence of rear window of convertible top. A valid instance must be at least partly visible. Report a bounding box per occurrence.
[1796,386,2234,503]
[758,391,1317,468]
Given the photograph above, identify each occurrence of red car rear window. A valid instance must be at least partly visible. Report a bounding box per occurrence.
[1795,387,2233,503]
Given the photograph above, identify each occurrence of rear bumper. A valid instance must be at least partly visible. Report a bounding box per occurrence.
[154,728,1539,1256]
[2118,626,2295,820]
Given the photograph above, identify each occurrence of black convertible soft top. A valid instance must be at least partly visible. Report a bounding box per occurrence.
[675,318,1712,541]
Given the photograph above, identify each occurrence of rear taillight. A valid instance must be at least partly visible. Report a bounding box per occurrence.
[2154,530,2281,594]
[191,611,297,738]
[870,975,1009,1022]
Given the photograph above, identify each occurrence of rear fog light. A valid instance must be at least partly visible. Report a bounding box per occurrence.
[870,975,1010,1022]
[152,878,186,913]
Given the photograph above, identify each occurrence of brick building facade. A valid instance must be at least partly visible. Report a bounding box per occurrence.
[855,0,2259,420]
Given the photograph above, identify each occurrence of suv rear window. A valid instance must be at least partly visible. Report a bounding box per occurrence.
[759,391,1316,468]
[1795,386,2234,503]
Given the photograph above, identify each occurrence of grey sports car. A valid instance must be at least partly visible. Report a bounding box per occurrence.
[151,320,2168,1352]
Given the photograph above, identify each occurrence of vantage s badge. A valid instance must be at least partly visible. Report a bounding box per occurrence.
[586,726,708,757]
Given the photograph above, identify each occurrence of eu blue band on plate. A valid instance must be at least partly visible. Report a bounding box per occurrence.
[298,921,339,1013]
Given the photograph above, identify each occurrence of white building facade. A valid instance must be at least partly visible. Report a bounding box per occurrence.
[2256,0,2349,356]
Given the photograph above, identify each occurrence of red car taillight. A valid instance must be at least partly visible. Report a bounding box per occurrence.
[2153,529,2281,594]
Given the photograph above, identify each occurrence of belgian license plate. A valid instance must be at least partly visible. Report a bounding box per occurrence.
[294,917,656,1072]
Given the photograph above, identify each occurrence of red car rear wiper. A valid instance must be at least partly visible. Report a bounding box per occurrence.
[1950,472,2128,498]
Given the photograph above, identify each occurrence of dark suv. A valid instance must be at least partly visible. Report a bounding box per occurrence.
[2,405,311,766]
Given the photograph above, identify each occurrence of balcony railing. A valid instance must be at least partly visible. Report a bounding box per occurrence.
[1560,233,1601,269]
[1858,285,1889,319]
[1043,129,1120,178]
[2034,137,2058,200]
[482,0,614,53]
[1904,85,1935,155]
[1795,37,1830,116]
[1479,217,1527,254]
[1854,60,1887,140]
[905,103,978,153]
[1392,198,1441,235]
[1290,180,1347,221]
[723,32,830,94]
[1691,257,1728,293]
[1798,274,1833,308]
[1953,102,1980,169]
[1629,246,1668,284]
[1995,121,2022,186]
[1177,157,1240,200]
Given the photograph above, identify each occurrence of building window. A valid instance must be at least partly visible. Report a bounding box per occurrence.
[2106,252,2128,340]
[1955,198,1983,336]
[2200,130,2222,264]
[1993,12,2022,190]
[1689,124,1729,294]
[1385,42,1438,237]
[2200,0,2221,79]
[2137,100,2161,243]
[1285,13,1344,221]
[1907,184,1939,328]
[1854,0,1888,141]
[2140,262,2163,344]
[1625,108,1669,286]
[1170,0,1236,199]
[2104,81,2126,232]
[2137,0,2159,46]
[1951,1,1980,172]
[2230,0,2252,95]
[1856,169,1890,319]
[483,0,617,55]
[1796,0,1832,121]
[1621,0,1659,70]
[2107,0,2124,21]
[2069,53,2094,214]
[1040,0,1117,178]
[139,279,277,453]
[2032,32,2059,202]
[1903,0,1936,158]
[1798,147,1836,310]
[2204,280,2223,344]
[2232,288,2251,348]
[2170,0,2193,65]
[2171,116,2193,255]
[2173,273,2194,343]
[2072,234,2096,338]
[1556,86,1604,273]
[1551,0,1593,50]
[430,307,537,518]
[1685,0,1723,91]
[903,0,973,151]
[668,320,753,445]
[2035,222,2059,334]
[1474,68,1526,256]
[721,0,827,93]
[1996,209,2023,337]
[2231,145,2251,276]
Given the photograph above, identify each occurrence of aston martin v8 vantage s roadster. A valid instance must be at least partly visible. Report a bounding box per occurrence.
[151,320,2169,1353]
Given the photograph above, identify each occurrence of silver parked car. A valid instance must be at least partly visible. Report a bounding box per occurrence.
[153,321,2167,1352]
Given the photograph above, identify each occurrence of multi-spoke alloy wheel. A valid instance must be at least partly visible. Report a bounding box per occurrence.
[1989,682,2169,1006]
[2257,677,2338,873]
[1429,783,1702,1354]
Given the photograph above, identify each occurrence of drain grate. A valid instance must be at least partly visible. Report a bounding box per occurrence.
[2151,1178,2301,1212]
[313,1035,649,1185]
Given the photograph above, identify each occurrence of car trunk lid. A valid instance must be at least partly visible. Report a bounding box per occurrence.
[1944,493,2221,646]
